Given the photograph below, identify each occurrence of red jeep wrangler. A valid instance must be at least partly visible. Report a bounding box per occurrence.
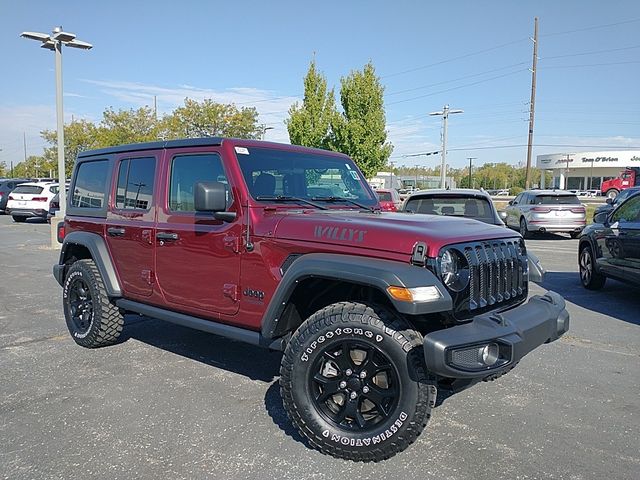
[54,138,569,461]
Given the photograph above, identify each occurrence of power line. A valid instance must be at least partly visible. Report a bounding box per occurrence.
[541,17,640,37]
[541,60,640,69]
[381,38,529,79]
[540,44,640,60]
[386,69,529,106]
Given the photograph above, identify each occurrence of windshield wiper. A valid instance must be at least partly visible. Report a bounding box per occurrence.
[311,196,380,213]
[255,195,328,210]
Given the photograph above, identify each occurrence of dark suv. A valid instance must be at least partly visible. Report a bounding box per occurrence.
[579,190,640,289]
[53,138,569,461]
[0,178,30,213]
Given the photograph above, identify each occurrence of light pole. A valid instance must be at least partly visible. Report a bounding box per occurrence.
[261,125,275,140]
[467,157,476,189]
[430,105,463,188]
[21,26,92,217]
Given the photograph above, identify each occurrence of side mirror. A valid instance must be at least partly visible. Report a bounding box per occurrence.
[194,181,236,222]
[605,197,613,205]
[593,211,609,224]
[508,200,514,206]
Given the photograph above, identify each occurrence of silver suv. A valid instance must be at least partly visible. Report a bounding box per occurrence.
[505,190,586,239]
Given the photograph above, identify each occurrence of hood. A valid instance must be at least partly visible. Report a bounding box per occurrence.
[272,210,520,257]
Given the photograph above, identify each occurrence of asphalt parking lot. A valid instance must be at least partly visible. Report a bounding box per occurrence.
[1,216,638,480]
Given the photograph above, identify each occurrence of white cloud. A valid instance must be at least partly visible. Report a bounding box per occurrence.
[83,79,299,143]
[386,116,439,165]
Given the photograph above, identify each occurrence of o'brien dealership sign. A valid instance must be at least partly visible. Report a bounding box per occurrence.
[537,152,640,169]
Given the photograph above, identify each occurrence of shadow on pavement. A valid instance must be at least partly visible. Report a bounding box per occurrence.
[542,271,640,325]
[121,315,283,382]
[264,381,308,446]
[527,232,575,241]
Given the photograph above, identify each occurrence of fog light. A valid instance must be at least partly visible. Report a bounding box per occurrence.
[448,342,509,371]
[481,343,499,366]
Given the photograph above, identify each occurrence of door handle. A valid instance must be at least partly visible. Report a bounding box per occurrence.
[156,232,179,241]
[107,227,125,237]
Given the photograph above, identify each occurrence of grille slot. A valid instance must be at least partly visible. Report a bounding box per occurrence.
[461,239,527,316]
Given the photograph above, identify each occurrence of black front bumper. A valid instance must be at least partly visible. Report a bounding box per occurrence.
[424,290,569,379]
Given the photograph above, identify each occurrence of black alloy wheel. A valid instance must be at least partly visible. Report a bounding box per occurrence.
[579,245,606,290]
[309,340,400,431]
[67,277,94,334]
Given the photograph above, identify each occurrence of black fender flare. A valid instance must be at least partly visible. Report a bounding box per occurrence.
[261,253,452,339]
[53,231,122,297]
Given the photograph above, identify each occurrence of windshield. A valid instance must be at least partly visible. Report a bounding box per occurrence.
[377,191,392,201]
[236,147,378,207]
[534,195,580,205]
[404,195,497,224]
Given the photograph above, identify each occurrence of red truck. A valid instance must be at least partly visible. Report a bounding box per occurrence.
[53,138,569,461]
[601,167,640,199]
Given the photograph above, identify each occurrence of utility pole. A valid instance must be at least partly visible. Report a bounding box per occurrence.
[23,132,27,162]
[525,17,539,189]
[467,157,476,188]
[430,104,463,188]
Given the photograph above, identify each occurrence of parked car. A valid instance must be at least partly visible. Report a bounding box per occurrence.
[505,190,586,239]
[592,186,640,222]
[5,181,59,222]
[578,190,640,289]
[0,179,30,213]
[375,188,402,211]
[53,137,568,461]
[401,188,505,226]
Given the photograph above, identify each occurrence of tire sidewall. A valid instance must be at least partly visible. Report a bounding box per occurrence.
[63,262,102,347]
[286,311,422,451]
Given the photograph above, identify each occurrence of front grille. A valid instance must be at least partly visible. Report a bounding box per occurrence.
[442,239,528,320]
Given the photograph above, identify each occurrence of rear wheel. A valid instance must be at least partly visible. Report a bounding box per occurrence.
[63,259,124,348]
[280,302,434,462]
[12,215,26,223]
[579,245,606,290]
[519,217,531,239]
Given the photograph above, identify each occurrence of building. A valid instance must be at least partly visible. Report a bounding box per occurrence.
[370,172,456,190]
[536,150,640,190]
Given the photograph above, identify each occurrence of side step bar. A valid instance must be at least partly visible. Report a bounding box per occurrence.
[115,299,284,351]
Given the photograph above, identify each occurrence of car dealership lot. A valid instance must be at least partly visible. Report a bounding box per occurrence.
[1,216,638,480]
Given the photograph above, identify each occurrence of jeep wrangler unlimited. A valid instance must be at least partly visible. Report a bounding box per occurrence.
[54,138,569,461]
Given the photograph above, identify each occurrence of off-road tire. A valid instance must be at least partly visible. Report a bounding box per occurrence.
[280,301,434,462]
[520,217,531,239]
[12,215,26,223]
[579,244,606,290]
[62,259,124,348]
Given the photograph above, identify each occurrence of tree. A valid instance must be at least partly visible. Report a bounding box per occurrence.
[286,60,338,149]
[41,119,100,177]
[96,106,160,147]
[161,98,261,139]
[11,155,49,178]
[0,161,7,177]
[332,62,393,178]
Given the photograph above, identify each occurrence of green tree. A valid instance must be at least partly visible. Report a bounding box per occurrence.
[0,161,7,177]
[12,155,49,178]
[161,98,261,139]
[95,106,160,147]
[286,60,338,149]
[41,119,100,177]
[332,62,393,178]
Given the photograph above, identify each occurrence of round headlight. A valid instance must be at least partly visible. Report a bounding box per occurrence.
[439,249,469,292]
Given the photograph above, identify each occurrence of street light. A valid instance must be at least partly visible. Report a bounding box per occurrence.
[261,125,275,140]
[430,105,463,188]
[21,26,92,217]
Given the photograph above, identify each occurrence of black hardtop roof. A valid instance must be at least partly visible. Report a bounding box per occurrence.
[77,137,224,158]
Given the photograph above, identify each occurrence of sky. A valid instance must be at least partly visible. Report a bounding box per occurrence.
[1,0,639,171]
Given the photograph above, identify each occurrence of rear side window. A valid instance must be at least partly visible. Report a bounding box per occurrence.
[377,191,392,201]
[71,160,109,208]
[169,153,229,212]
[534,195,580,205]
[12,185,43,194]
[115,157,156,210]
